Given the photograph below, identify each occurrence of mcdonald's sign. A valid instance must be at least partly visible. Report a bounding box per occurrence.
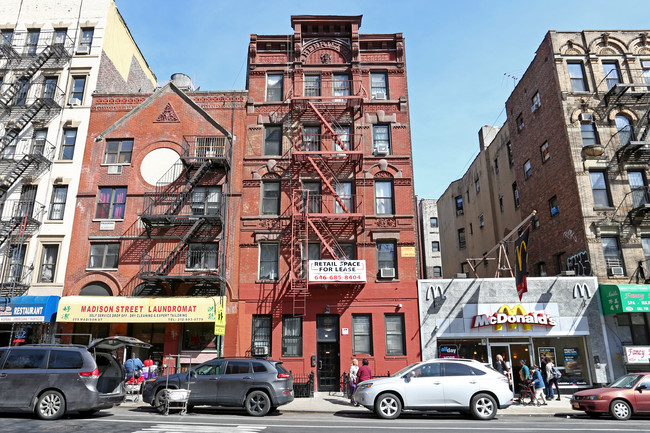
[471,304,557,331]
[514,229,529,300]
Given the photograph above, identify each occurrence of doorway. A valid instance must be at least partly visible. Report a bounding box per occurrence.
[489,342,532,391]
[316,315,339,392]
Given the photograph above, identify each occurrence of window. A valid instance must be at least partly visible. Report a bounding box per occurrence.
[499,196,504,212]
[615,115,633,146]
[581,122,599,146]
[643,237,650,265]
[373,125,390,154]
[524,160,532,179]
[4,349,47,369]
[96,187,127,219]
[8,244,26,283]
[1,30,13,46]
[194,360,224,376]
[628,171,649,207]
[432,241,440,252]
[259,243,279,280]
[300,242,320,278]
[225,361,251,374]
[603,61,621,90]
[31,129,47,156]
[302,125,321,151]
[512,182,519,208]
[531,91,541,111]
[15,78,29,105]
[191,186,221,216]
[458,228,466,249]
[70,76,86,103]
[61,128,77,160]
[429,217,438,228]
[48,350,83,369]
[103,139,133,164]
[43,76,57,100]
[26,29,39,55]
[507,142,514,166]
[370,72,388,99]
[266,73,283,101]
[352,314,373,355]
[516,113,524,131]
[182,323,217,351]
[261,181,280,215]
[433,266,442,277]
[494,157,499,173]
[39,244,59,283]
[385,314,405,356]
[540,141,550,162]
[469,223,473,235]
[643,60,650,84]
[186,243,218,270]
[475,178,480,193]
[88,243,119,269]
[304,75,321,98]
[616,313,650,345]
[568,62,588,92]
[333,125,351,152]
[549,195,559,216]
[282,316,302,357]
[252,315,272,355]
[479,214,485,227]
[455,195,464,215]
[339,242,356,260]
[602,236,624,276]
[590,171,611,207]
[264,126,282,155]
[334,181,353,214]
[302,181,321,213]
[377,241,397,278]
[79,28,93,52]
[54,28,67,45]
[444,363,473,377]
[49,185,67,220]
[332,73,350,101]
[374,180,394,214]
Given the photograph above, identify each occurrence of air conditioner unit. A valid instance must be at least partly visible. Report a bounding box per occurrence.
[610,266,624,276]
[374,144,389,156]
[253,346,268,357]
[579,113,594,123]
[68,97,81,106]
[379,268,395,279]
[456,209,464,216]
[76,45,90,54]
[107,165,122,175]
[531,102,541,112]
[372,91,387,100]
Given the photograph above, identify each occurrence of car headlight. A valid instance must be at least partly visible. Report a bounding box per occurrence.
[584,395,603,400]
[357,382,373,390]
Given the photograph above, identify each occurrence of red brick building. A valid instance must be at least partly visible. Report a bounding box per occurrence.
[237,16,420,390]
[59,78,247,365]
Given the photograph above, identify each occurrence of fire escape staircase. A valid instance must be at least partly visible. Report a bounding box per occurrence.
[152,218,205,276]
[0,98,57,155]
[0,153,50,199]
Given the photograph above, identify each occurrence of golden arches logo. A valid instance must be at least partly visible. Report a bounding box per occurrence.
[515,241,527,274]
[494,304,532,331]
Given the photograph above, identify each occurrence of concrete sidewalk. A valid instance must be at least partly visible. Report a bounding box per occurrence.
[120,392,576,417]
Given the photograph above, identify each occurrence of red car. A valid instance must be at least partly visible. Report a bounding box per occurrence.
[570,373,650,420]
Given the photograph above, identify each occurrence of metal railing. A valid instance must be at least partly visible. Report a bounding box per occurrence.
[0,81,65,111]
[0,30,73,62]
[294,193,361,215]
[294,132,363,153]
[142,193,223,221]
[140,248,222,278]
[287,78,367,100]
[292,371,315,398]
[181,136,231,164]
[0,136,56,163]
[0,199,46,223]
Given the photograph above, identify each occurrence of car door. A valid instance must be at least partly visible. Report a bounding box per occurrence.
[188,360,224,405]
[216,360,252,405]
[633,376,650,412]
[440,362,480,408]
[0,348,48,408]
[402,362,445,408]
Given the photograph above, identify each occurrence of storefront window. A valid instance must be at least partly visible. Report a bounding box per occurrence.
[533,337,589,385]
[71,323,110,345]
[437,339,488,362]
[129,323,166,360]
[182,323,218,351]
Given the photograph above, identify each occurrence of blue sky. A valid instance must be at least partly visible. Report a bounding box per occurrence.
[116,0,649,199]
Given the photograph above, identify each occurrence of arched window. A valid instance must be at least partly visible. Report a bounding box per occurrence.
[79,281,112,296]
[615,115,633,146]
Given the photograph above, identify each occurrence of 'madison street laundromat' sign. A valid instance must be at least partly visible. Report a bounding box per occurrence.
[471,304,557,331]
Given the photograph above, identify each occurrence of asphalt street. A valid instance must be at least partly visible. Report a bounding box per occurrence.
[2,406,650,433]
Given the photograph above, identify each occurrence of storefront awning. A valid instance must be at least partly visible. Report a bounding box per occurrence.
[57,296,225,324]
[600,284,650,315]
[0,296,59,323]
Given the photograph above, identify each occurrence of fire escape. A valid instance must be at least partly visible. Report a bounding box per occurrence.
[286,75,366,315]
[0,31,72,296]
[125,136,230,297]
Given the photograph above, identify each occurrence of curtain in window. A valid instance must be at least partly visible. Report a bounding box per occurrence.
[282,317,302,357]
[252,316,272,350]
[259,244,278,279]
[302,126,320,151]
[40,245,58,283]
[50,186,67,220]
[113,188,127,219]
[375,181,393,214]
[332,74,350,98]
[385,315,405,356]
[353,315,371,354]
[333,126,350,152]
[334,182,352,213]
[97,189,111,218]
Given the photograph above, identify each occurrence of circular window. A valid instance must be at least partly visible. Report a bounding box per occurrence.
[140,147,181,186]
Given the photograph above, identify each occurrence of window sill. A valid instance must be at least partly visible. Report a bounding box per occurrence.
[54,160,74,163]
[256,279,279,283]
[384,355,408,360]
[44,220,64,224]
[593,206,615,211]
[92,219,125,223]
[100,163,131,167]
[375,279,400,283]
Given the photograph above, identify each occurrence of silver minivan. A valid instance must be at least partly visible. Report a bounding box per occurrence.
[353,358,514,420]
[0,336,150,420]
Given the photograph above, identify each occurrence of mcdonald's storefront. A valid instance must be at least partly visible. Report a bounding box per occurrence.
[418,277,612,389]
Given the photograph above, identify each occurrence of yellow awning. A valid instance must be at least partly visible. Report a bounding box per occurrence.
[57,296,224,323]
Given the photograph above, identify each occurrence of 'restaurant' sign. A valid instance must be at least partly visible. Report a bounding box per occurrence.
[309,260,366,283]
[471,304,557,331]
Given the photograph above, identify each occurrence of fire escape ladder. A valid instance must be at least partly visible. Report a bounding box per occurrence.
[290,211,308,316]
[0,43,19,61]
[638,104,650,142]
[306,101,348,151]
[154,218,205,275]
[307,219,345,260]
[0,155,37,196]
[306,156,349,213]
[166,160,212,215]
[0,98,48,155]
[0,219,20,247]
[0,45,58,108]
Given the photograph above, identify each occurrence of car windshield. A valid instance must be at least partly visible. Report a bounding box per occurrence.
[392,363,421,377]
[608,374,642,389]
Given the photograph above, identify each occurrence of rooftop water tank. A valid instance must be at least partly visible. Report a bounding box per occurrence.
[171,73,195,91]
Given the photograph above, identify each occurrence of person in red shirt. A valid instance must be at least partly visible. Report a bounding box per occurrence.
[357,358,372,383]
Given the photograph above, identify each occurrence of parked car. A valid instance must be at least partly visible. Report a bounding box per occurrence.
[142,357,294,416]
[0,336,151,420]
[352,358,513,420]
[570,373,650,420]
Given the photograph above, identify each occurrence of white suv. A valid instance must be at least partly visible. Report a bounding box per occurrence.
[352,358,513,420]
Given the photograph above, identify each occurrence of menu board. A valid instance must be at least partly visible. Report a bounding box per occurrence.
[538,347,556,365]
[563,347,582,375]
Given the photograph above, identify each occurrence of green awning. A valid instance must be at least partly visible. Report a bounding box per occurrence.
[600,284,650,315]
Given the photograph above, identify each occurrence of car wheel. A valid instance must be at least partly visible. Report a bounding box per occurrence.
[375,393,402,419]
[245,391,271,417]
[585,411,601,418]
[154,389,167,414]
[610,399,631,421]
[36,390,66,420]
[471,393,497,420]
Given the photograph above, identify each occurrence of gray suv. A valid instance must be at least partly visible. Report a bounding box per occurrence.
[142,357,294,416]
[0,336,150,420]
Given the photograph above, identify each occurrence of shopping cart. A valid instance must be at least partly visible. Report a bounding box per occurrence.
[125,372,144,402]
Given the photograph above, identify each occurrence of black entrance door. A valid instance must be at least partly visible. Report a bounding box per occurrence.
[316,315,339,392]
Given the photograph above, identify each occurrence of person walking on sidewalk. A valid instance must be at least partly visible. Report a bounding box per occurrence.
[530,365,547,405]
[348,359,359,404]
[357,358,372,383]
[545,357,557,400]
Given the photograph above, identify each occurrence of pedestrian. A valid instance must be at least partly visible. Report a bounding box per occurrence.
[540,356,549,398]
[348,358,359,404]
[530,366,547,405]
[357,358,372,383]
[548,358,561,400]
[494,354,509,375]
[519,359,530,382]
[544,357,555,400]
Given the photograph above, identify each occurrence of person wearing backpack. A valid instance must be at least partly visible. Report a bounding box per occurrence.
[550,363,562,400]
[545,357,560,400]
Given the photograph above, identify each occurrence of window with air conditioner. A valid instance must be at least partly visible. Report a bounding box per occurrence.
[373,125,390,155]
[77,28,93,54]
[602,236,625,277]
[549,195,559,216]
[69,76,86,105]
[377,241,396,279]
[370,72,388,100]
